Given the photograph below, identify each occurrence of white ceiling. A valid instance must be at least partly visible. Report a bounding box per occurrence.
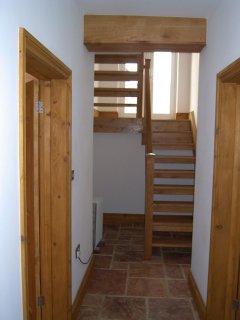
[79,0,222,18]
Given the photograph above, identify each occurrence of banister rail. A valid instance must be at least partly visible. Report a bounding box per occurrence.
[144,59,153,154]
[144,59,155,260]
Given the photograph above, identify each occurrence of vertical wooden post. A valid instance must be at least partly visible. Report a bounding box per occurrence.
[143,58,154,260]
[144,154,154,260]
[137,53,144,118]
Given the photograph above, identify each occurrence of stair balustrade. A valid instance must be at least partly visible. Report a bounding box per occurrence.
[143,59,155,259]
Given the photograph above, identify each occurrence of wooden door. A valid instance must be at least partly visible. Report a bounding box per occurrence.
[25,79,71,320]
[26,80,41,320]
[207,62,240,319]
[39,80,72,320]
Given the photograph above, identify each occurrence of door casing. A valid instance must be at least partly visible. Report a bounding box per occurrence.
[206,58,240,319]
[19,28,72,320]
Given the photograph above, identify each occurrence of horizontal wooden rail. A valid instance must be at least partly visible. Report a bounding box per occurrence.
[94,71,139,82]
[94,87,139,97]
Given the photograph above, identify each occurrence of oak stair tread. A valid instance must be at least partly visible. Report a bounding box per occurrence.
[153,216,193,232]
[153,184,194,195]
[154,169,195,179]
[152,133,193,144]
[151,120,191,132]
[154,155,196,163]
[94,87,140,97]
[152,238,192,248]
[95,70,139,82]
[153,201,194,213]
[94,118,143,133]
[152,143,195,150]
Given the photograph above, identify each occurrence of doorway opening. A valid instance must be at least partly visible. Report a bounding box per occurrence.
[206,58,240,320]
[19,28,72,320]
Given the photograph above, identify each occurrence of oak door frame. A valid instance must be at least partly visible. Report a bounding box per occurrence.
[206,58,240,319]
[19,28,72,320]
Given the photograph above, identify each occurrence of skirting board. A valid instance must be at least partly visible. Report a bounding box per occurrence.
[103,213,145,225]
[72,255,95,320]
[188,271,206,320]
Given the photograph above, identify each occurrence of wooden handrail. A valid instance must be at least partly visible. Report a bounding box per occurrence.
[144,59,153,154]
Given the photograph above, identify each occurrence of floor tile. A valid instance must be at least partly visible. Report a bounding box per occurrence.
[131,244,144,251]
[165,264,184,279]
[127,278,167,297]
[87,269,127,295]
[129,262,165,278]
[167,279,192,298]
[77,306,100,320]
[111,261,129,270]
[78,222,198,320]
[82,294,104,306]
[94,255,112,269]
[163,252,191,265]
[100,296,146,320]
[148,298,195,320]
[104,231,119,240]
[114,250,144,262]
[182,264,191,279]
[115,244,131,252]
[98,244,114,255]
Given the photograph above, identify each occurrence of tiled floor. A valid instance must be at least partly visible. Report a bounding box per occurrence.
[78,223,199,320]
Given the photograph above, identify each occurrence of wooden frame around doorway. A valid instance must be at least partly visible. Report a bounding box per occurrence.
[207,58,240,319]
[19,28,72,320]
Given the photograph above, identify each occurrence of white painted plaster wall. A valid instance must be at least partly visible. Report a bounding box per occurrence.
[176,53,192,114]
[190,53,200,124]
[93,133,145,214]
[192,0,240,303]
[0,1,94,319]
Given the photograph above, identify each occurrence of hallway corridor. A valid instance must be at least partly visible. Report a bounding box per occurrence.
[78,222,199,320]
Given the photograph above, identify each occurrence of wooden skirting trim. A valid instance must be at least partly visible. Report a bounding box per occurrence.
[72,255,95,320]
[103,213,145,225]
[188,271,206,320]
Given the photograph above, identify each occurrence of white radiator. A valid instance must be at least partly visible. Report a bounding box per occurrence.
[92,197,103,250]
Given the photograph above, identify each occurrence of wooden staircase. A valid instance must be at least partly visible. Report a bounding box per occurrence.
[94,54,144,118]
[144,119,196,258]
[92,54,196,259]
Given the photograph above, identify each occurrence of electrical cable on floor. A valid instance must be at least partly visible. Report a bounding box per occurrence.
[77,253,92,265]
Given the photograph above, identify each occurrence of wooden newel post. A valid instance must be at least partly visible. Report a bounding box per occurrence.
[144,153,154,260]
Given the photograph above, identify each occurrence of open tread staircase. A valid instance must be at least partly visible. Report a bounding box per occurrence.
[94,54,144,118]
[145,119,196,258]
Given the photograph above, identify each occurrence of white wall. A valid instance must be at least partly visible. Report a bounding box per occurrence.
[176,53,192,114]
[190,53,200,124]
[0,1,94,319]
[192,0,240,303]
[93,133,145,214]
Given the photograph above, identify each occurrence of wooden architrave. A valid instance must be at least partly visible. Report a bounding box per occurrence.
[19,28,72,320]
[84,15,207,52]
[206,58,240,319]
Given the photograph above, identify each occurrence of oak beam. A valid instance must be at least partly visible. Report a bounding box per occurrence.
[84,15,207,53]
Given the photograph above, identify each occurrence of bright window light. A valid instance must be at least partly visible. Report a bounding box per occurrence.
[153,52,172,114]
